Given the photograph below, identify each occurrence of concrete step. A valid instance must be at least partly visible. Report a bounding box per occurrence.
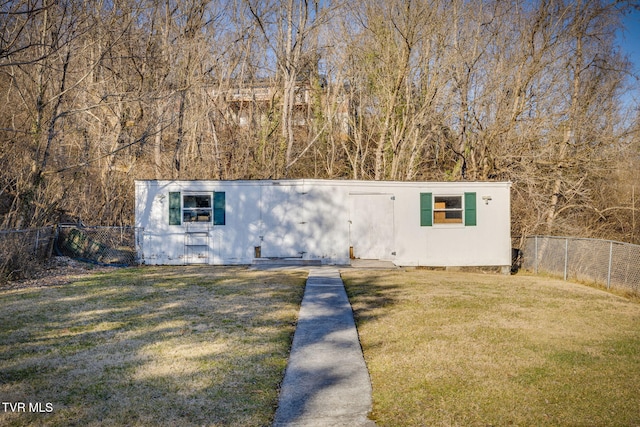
[252,258,322,266]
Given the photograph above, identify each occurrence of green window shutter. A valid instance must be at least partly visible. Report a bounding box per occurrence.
[213,192,225,225]
[464,192,477,226]
[420,193,432,226]
[169,192,181,225]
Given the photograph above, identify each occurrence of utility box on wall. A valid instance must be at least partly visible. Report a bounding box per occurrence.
[135,179,511,269]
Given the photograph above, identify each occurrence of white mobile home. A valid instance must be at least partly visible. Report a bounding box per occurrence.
[135,179,511,269]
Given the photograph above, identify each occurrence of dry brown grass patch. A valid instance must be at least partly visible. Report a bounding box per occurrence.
[343,269,640,427]
[0,266,306,426]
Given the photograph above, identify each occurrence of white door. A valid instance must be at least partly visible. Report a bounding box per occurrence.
[349,194,395,259]
[261,185,307,258]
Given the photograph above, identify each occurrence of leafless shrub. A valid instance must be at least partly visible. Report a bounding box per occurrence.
[0,228,53,283]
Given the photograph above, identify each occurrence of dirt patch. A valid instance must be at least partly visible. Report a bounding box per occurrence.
[0,256,116,291]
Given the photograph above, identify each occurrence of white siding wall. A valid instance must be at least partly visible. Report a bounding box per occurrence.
[135,180,511,267]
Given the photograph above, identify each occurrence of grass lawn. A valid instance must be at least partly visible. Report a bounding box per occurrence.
[342,269,640,427]
[0,266,306,427]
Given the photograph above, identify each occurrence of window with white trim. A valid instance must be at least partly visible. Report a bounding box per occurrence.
[168,192,226,225]
[434,196,463,224]
[183,195,212,223]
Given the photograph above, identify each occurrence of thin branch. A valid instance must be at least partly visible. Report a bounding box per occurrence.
[47,120,174,175]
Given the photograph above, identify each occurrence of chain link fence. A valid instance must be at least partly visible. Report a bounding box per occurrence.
[0,227,55,258]
[522,236,640,294]
[55,225,138,266]
[0,227,56,281]
[0,225,138,282]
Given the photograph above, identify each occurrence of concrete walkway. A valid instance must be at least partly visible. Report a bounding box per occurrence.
[273,268,376,427]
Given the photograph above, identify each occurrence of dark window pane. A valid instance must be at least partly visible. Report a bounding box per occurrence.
[434,196,462,209]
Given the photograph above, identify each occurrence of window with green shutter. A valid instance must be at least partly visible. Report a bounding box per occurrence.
[420,192,477,227]
[168,191,226,226]
[169,192,181,225]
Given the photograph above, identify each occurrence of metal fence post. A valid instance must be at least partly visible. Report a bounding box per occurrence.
[564,238,568,281]
[607,241,613,290]
[534,236,538,274]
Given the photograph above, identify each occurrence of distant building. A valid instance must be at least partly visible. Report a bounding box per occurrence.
[212,78,353,138]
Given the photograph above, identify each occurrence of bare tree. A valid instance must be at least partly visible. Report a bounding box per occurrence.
[0,0,638,244]
[539,0,631,234]
[244,0,335,177]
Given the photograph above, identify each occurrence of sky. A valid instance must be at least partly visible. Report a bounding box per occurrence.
[618,7,640,108]
[620,7,640,70]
